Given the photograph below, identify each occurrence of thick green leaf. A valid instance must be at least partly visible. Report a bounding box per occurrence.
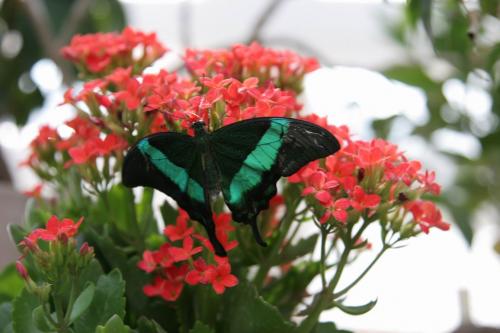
[263,262,321,318]
[95,314,131,333]
[272,234,319,265]
[189,321,214,333]
[73,269,126,333]
[6,224,27,247]
[32,306,54,332]
[0,302,13,332]
[69,283,95,323]
[0,264,24,301]
[314,322,353,333]
[334,299,377,316]
[135,317,167,333]
[12,289,42,333]
[107,185,139,238]
[221,282,294,333]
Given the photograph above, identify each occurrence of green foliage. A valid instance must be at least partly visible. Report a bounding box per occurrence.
[190,321,214,333]
[73,270,126,333]
[0,302,13,332]
[333,299,377,316]
[0,264,24,303]
[95,314,131,333]
[12,289,42,333]
[68,283,95,324]
[220,282,295,333]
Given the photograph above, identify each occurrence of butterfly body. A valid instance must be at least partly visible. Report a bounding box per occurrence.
[123,117,340,257]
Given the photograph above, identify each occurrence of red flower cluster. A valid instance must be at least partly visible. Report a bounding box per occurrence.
[61,27,167,75]
[292,133,450,235]
[138,211,238,301]
[184,42,319,92]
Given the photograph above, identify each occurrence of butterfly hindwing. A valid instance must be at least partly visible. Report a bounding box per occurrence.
[210,117,340,242]
[122,132,226,256]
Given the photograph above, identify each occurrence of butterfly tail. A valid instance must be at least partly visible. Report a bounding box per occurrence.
[202,218,227,257]
[249,218,268,247]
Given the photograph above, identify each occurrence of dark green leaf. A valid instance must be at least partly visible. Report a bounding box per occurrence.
[73,269,126,333]
[135,317,167,333]
[272,234,319,265]
[12,289,42,333]
[314,322,353,333]
[0,302,13,332]
[95,314,131,333]
[0,264,24,301]
[106,185,139,238]
[136,188,157,236]
[189,321,214,333]
[31,306,54,332]
[69,283,95,323]
[334,299,377,315]
[221,282,294,333]
[6,224,27,248]
[160,201,179,226]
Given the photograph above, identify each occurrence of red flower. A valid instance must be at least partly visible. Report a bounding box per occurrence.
[153,243,175,268]
[320,198,351,224]
[169,236,203,262]
[23,184,43,198]
[302,170,339,206]
[407,201,450,233]
[25,216,83,243]
[164,210,193,241]
[138,250,157,273]
[185,258,215,285]
[208,258,238,294]
[350,186,381,212]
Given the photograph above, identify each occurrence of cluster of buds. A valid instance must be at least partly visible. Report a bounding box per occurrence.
[16,216,93,299]
[137,210,238,301]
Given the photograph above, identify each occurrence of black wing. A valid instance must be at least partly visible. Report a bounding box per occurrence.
[209,117,340,244]
[122,132,226,256]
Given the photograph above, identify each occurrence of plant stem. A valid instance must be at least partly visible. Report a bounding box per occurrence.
[253,198,300,289]
[53,295,70,333]
[333,245,388,299]
[64,280,77,323]
[320,226,328,289]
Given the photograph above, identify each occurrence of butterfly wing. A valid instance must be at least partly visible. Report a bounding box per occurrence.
[210,117,340,244]
[122,132,226,256]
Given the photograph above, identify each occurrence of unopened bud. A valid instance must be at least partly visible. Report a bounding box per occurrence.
[79,242,93,256]
[16,260,29,280]
[58,233,69,245]
[357,168,365,182]
[398,192,408,202]
[20,238,39,253]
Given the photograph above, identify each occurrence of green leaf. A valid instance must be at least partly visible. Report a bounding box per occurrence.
[106,185,139,238]
[135,317,167,333]
[314,322,353,333]
[334,299,377,316]
[0,264,24,301]
[6,224,27,247]
[95,314,131,333]
[221,282,295,333]
[12,289,42,333]
[136,188,157,236]
[32,306,54,332]
[271,234,319,265]
[189,321,214,333]
[69,283,95,323]
[0,302,13,332]
[73,269,126,333]
[160,201,179,226]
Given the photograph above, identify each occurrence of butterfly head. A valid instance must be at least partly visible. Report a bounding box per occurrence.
[191,121,207,136]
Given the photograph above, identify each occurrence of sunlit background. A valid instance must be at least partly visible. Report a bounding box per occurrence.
[0,0,499,332]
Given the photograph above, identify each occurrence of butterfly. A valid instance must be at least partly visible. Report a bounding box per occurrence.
[122,117,340,256]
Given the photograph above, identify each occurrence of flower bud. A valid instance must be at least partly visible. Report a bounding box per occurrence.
[20,238,39,253]
[16,260,29,280]
[79,242,94,256]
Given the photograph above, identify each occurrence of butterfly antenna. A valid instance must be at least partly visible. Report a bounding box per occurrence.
[249,218,268,247]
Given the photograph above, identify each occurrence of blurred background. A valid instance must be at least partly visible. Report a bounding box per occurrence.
[0,0,499,332]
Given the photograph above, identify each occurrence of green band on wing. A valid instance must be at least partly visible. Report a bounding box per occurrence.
[228,118,289,205]
[138,139,205,203]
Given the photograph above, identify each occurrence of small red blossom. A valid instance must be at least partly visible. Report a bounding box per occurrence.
[208,259,238,294]
[185,258,215,285]
[23,184,43,198]
[25,216,83,244]
[164,210,193,241]
[350,186,381,212]
[320,198,351,224]
[169,236,203,262]
[407,201,450,233]
[16,260,29,280]
[138,250,157,273]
